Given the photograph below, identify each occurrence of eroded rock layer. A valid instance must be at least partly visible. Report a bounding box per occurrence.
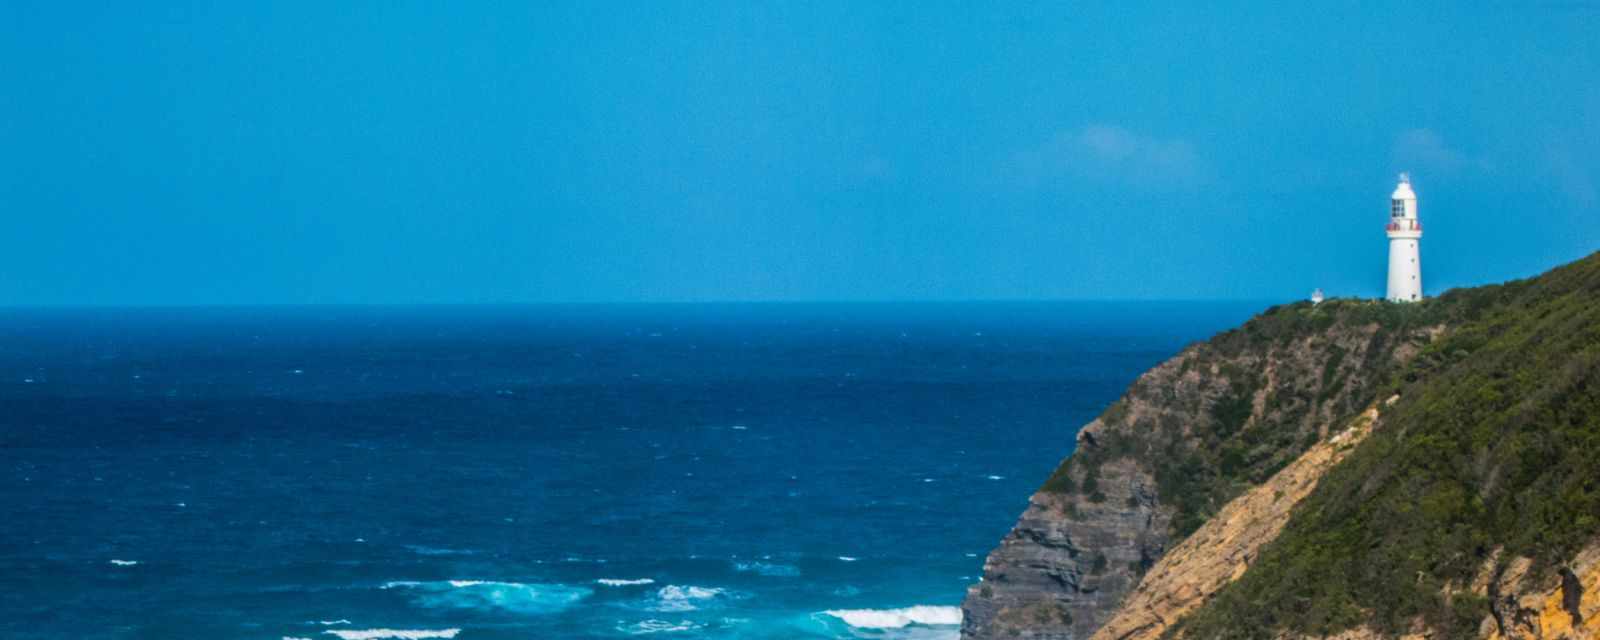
[1090,405,1382,640]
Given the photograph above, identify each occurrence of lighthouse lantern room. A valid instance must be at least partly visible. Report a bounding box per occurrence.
[1385,173,1423,302]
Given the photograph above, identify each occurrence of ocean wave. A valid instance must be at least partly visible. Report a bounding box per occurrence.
[109,559,138,566]
[402,545,476,557]
[618,619,704,635]
[821,605,962,629]
[652,585,735,612]
[323,630,460,640]
[837,556,858,562]
[597,578,656,586]
[732,561,799,577]
[382,580,591,615]
[309,620,352,626]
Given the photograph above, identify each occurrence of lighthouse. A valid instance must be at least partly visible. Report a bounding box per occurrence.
[1385,173,1423,302]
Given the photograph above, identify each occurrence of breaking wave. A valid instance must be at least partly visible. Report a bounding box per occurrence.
[651,585,735,612]
[821,605,962,629]
[322,630,460,640]
[381,580,591,615]
[597,578,656,586]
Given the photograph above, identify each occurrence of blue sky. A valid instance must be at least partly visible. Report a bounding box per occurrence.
[2,2,1597,305]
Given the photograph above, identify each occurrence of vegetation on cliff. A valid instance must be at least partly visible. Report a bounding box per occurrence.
[1169,252,1600,638]
[1039,294,1443,541]
[969,276,1445,639]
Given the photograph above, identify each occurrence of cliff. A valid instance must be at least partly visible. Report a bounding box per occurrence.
[965,252,1600,640]
[1170,252,1600,639]
[1089,403,1383,640]
[962,296,1446,639]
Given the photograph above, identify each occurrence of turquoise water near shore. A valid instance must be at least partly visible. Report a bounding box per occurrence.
[0,303,1258,639]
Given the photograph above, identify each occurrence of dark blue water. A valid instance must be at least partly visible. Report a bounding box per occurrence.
[0,303,1257,640]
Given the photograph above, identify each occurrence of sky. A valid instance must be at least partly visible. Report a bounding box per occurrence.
[2,2,1598,305]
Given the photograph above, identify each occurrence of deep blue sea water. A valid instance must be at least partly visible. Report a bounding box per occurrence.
[0,303,1259,640]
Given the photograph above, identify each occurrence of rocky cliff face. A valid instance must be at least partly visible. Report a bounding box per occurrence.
[961,302,1441,639]
[960,457,1167,639]
[1089,403,1383,640]
[1476,543,1600,640]
[968,252,1600,640]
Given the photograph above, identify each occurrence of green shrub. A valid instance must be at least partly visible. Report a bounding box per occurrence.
[1172,251,1600,639]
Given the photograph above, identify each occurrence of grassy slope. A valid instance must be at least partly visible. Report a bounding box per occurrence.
[1170,252,1600,638]
[1040,292,1445,543]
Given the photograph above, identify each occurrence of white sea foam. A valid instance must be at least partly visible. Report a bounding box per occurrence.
[381,580,591,614]
[109,559,138,566]
[311,620,352,626]
[597,578,656,586]
[285,636,315,640]
[732,561,800,577]
[821,605,963,629]
[323,630,459,640]
[619,619,703,634]
[837,556,858,562]
[652,585,730,612]
[986,475,1004,480]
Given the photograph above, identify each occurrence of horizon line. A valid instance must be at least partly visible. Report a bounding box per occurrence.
[0,297,1302,311]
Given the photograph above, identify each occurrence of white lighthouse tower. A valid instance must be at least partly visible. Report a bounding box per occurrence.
[1385,173,1423,302]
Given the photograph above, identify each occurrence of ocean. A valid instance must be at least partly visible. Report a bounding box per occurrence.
[0,302,1259,640]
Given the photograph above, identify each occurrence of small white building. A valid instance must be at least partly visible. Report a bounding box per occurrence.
[1311,288,1325,305]
[1385,173,1423,302]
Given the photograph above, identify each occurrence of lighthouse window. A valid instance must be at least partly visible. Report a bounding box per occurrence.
[1391,200,1405,217]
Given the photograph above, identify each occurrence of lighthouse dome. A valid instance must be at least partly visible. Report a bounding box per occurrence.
[1391,173,1416,201]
